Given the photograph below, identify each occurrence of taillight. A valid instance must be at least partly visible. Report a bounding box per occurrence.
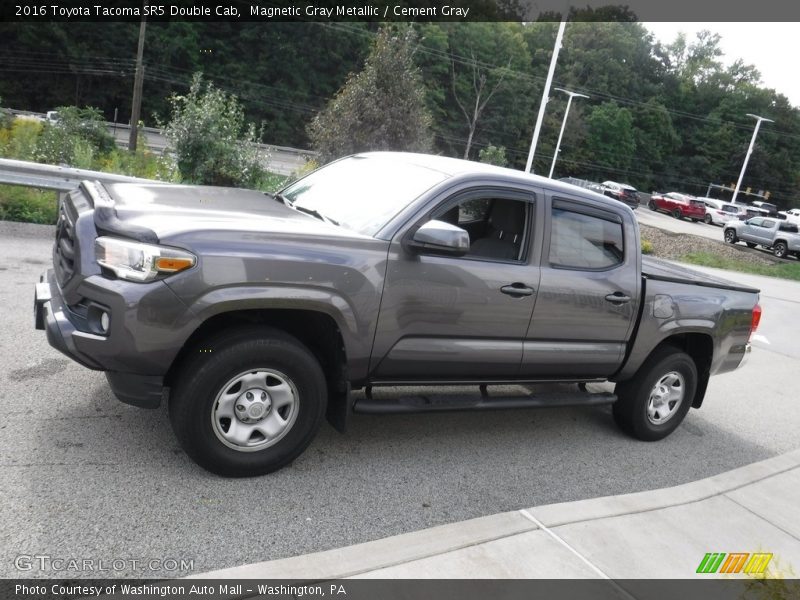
[717,210,725,215]
[749,303,762,340]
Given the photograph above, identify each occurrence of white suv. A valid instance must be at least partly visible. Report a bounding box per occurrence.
[701,198,744,226]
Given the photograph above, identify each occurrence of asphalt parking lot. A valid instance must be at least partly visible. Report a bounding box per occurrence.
[1,220,798,579]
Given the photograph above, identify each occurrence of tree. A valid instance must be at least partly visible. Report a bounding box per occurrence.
[163,73,268,187]
[307,27,433,163]
[584,102,635,176]
[421,23,532,162]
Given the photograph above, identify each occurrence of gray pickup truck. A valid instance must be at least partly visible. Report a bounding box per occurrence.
[34,153,761,476]
[724,216,800,259]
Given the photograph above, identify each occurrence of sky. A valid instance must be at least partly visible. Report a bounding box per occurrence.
[644,23,800,108]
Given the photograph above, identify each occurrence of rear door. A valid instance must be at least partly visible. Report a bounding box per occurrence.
[520,193,638,378]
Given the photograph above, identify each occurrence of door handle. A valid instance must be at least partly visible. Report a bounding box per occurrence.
[605,292,631,304]
[501,283,535,298]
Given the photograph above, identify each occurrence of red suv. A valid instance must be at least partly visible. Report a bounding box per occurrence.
[648,192,706,222]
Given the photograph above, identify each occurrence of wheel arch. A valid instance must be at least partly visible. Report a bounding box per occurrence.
[636,333,713,409]
[164,308,352,432]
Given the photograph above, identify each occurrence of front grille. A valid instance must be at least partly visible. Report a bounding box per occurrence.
[53,198,77,287]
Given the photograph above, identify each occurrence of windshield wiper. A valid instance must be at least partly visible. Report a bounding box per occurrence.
[292,204,339,226]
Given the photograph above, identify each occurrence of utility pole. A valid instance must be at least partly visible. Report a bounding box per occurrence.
[731,113,773,204]
[548,88,589,179]
[525,17,567,174]
[128,12,147,152]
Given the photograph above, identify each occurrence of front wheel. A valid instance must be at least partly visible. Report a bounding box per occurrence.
[774,241,788,259]
[724,229,737,244]
[648,200,657,211]
[704,214,712,224]
[672,208,682,220]
[169,326,327,477]
[613,346,697,441]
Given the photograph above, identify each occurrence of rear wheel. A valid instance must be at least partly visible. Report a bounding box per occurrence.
[724,229,737,244]
[613,346,697,441]
[672,208,682,220]
[704,214,712,224]
[648,200,657,211]
[774,241,788,259]
[169,326,327,477]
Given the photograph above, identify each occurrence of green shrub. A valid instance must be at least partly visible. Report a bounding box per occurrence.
[163,73,269,187]
[0,118,44,161]
[641,238,654,255]
[0,185,57,224]
[35,106,115,166]
[478,145,508,167]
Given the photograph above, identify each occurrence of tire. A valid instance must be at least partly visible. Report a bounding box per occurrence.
[724,229,737,244]
[648,200,657,211]
[613,346,697,441]
[746,242,757,249]
[774,241,788,259]
[169,326,327,477]
[672,208,682,220]
[704,214,712,224]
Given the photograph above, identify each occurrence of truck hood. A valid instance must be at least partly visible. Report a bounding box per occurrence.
[642,256,760,294]
[93,182,366,242]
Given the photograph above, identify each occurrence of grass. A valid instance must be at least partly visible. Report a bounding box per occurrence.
[0,184,57,224]
[681,251,800,281]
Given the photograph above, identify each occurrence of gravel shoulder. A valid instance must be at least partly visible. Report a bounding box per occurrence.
[639,223,781,266]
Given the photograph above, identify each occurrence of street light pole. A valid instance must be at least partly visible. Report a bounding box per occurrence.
[548,88,589,179]
[731,113,773,204]
[524,18,567,174]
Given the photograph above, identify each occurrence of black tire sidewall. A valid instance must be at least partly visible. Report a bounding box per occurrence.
[614,349,697,441]
[170,330,327,476]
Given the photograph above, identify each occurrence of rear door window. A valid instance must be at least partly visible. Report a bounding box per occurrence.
[549,207,624,270]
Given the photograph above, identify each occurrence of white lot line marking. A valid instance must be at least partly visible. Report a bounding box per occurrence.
[751,334,770,345]
[519,509,638,600]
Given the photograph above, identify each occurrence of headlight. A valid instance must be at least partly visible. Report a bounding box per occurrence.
[95,237,196,282]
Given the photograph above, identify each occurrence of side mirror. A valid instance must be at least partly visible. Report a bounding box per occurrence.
[408,220,470,256]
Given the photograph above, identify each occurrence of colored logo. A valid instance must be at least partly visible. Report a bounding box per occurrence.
[696,552,773,574]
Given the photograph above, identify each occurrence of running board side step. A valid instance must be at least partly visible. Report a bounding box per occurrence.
[353,391,617,415]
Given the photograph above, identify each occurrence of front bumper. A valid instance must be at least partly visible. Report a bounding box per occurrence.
[34,269,185,408]
[34,269,104,370]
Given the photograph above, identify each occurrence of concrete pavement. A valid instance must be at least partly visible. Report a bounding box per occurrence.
[196,449,800,579]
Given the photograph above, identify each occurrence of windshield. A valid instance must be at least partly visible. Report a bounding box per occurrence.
[281,156,449,236]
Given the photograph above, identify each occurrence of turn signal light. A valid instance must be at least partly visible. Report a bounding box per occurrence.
[155,257,195,273]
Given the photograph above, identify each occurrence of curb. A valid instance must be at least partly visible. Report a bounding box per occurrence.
[193,448,800,579]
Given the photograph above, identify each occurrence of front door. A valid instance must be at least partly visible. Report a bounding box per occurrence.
[370,188,540,381]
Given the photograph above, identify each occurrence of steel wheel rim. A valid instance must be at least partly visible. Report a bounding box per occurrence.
[211,369,299,452]
[646,371,685,425]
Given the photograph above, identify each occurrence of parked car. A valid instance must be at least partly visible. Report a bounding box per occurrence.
[701,198,745,226]
[34,152,761,476]
[649,192,706,221]
[724,217,800,258]
[750,200,778,216]
[558,176,604,194]
[601,181,639,209]
[738,205,771,221]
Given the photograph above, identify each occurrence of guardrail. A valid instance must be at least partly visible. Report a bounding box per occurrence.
[0,158,164,192]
